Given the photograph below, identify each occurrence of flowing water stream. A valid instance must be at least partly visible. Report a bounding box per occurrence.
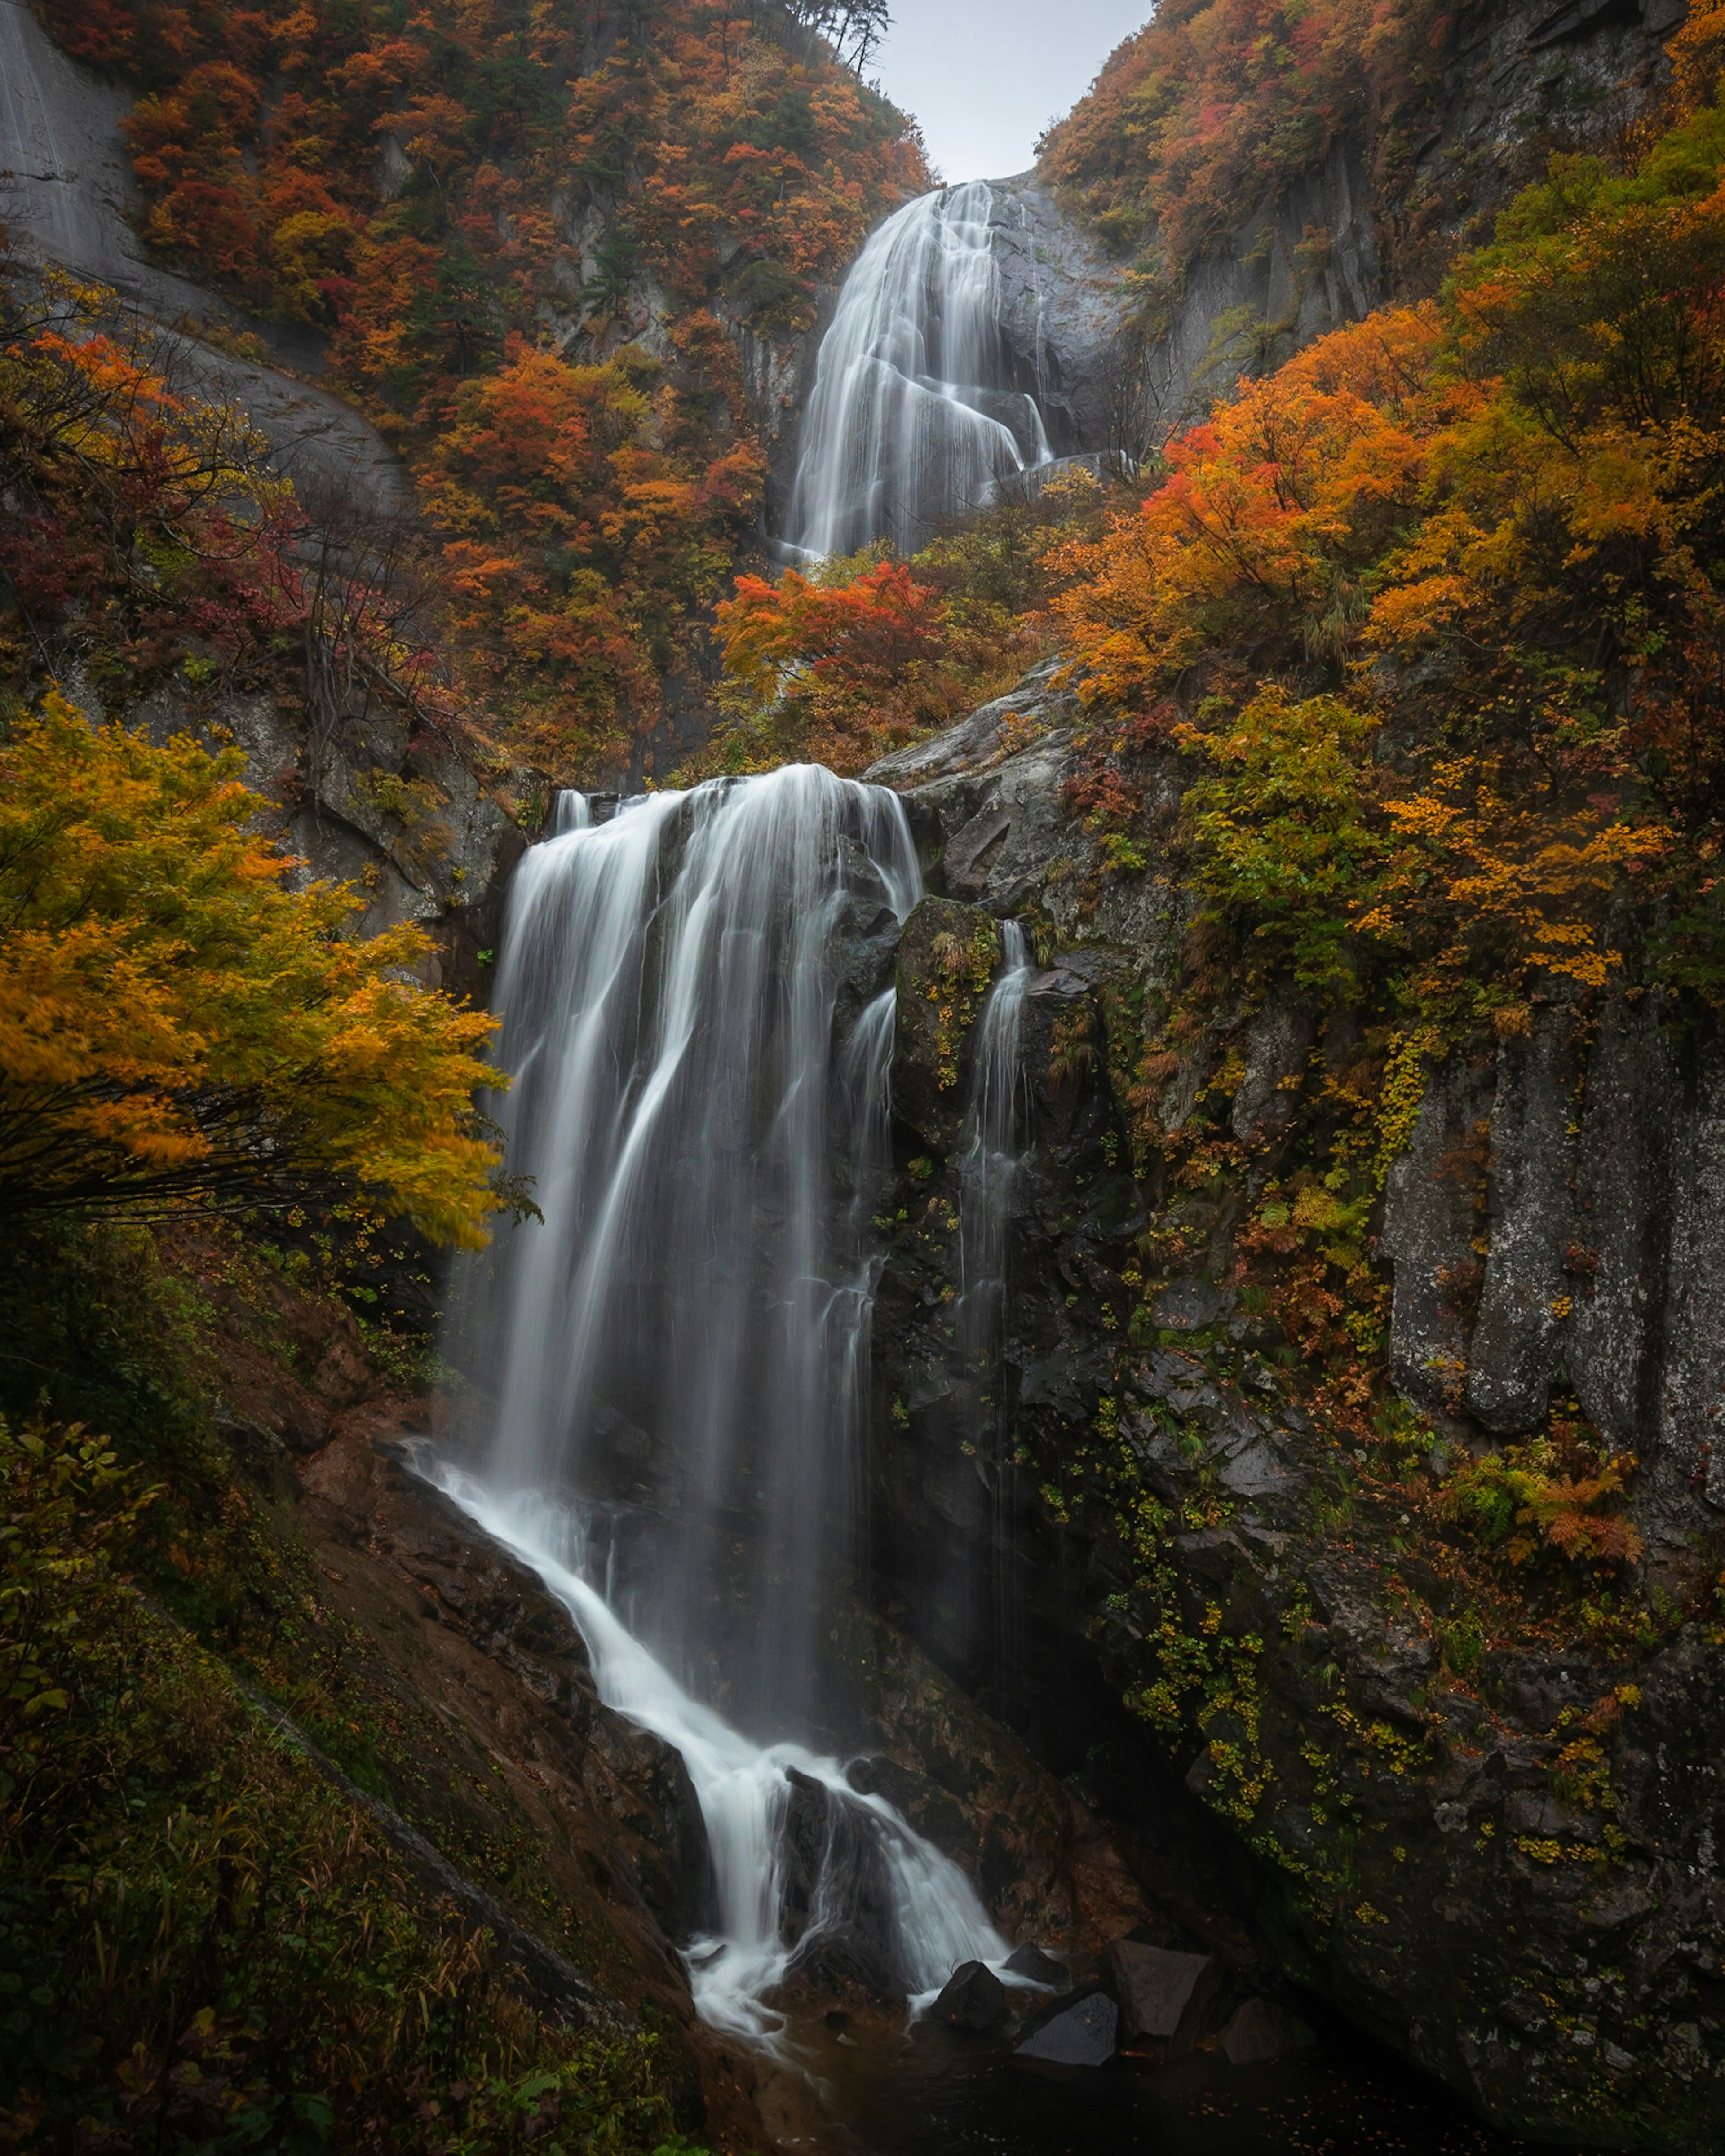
[788,180,1052,558]
[440,766,1032,2047]
[956,920,1033,1690]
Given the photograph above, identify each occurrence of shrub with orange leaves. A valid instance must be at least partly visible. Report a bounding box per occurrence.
[34,0,924,369]
[0,265,452,753]
[1443,1433,1645,1570]
[1048,307,1478,701]
[707,547,1039,775]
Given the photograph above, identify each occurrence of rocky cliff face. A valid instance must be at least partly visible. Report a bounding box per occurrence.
[975,0,1686,464]
[182,1241,767,2148]
[1,0,530,983]
[861,671,1725,2151]
[0,1,410,505]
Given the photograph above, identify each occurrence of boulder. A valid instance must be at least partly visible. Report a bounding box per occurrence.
[1003,1943,1070,1991]
[1012,1983,1119,2067]
[1105,1940,1223,2054]
[778,1768,898,1995]
[1220,1997,1315,2067]
[929,1960,1012,2034]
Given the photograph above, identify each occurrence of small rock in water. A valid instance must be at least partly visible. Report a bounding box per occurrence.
[930,1960,1012,2034]
[1105,1940,1223,2054]
[1012,1983,1119,2067]
[1220,1997,1315,2067]
[1003,1943,1070,1990]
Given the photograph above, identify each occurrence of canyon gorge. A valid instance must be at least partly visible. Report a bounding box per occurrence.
[2,1,1724,2153]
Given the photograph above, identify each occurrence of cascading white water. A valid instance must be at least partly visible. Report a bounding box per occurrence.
[789,181,1052,559]
[958,921,1032,1364]
[456,766,916,1727]
[440,765,1022,2043]
[955,923,1033,1682]
[423,1464,1009,2045]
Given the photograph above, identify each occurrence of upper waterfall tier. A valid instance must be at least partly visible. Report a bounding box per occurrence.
[787,181,1053,559]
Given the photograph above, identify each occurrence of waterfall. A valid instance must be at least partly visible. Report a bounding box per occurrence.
[439,766,1021,2043]
[788,181,1052,559]
[457,766,916,1725]
[424,1466,1009,2044]
[956,923,1033,1690]
[958,921,1031,1369]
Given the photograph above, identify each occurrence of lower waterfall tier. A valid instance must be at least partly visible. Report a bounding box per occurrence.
[428,1464,1023,2045]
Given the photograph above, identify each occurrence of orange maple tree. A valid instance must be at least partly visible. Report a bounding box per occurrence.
[708,540,1048,775]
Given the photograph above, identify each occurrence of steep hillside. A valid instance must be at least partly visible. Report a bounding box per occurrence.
[4,0,927,783]
[11,5,1725,2152]
[1035,0,1686,440]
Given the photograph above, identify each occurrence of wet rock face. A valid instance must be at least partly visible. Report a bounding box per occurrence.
[778,1768,901,1996]
[1383,999,1725,1570]
[892,895,1007,1152]
[982,183,1137,458]
[208,1287,762,2147]
[861,677,1725,2148]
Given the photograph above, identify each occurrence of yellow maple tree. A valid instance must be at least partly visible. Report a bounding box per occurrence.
[0,694,504,1244]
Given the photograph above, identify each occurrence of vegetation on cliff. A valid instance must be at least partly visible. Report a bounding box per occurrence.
[0,182,683,2154]
[1038,0,1456,274]
[696,474,1127,774]
[18,0,927,776]
[0,1253,703,2152]
[1045,53,1725,1349]
[973,24,1725,2091]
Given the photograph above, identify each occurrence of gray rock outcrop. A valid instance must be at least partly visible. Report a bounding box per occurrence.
[948,0,1689,475]
[0,0,410,514]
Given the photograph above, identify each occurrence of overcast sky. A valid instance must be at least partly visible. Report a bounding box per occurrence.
[870,0,1154,185]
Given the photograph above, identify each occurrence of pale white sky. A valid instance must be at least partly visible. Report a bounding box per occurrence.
[871,0,1154,185]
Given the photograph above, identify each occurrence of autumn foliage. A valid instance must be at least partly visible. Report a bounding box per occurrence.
[707,547,1043,773]
[418,329,765,770]
[27,0,927,776]
[0,693,504,1242]
[1029,32,1725,1446]
[1039,0,1455,270]
[37,0,923,355]
[1049,85,1725,1018]
[701,474,1123,775]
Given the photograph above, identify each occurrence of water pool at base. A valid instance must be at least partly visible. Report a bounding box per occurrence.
[778,2011,1584,2156]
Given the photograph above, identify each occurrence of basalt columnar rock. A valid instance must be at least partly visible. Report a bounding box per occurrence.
[863,667,1725,2150]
